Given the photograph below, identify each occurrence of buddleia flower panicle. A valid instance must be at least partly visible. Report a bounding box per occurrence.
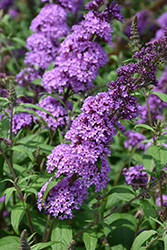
[37,177,88,220]
[42,0,124,94]
[36,96,72,131]
[122,164,148,190]
[40,0,83,13]
[124,130,146,150]
[38,3,167,220]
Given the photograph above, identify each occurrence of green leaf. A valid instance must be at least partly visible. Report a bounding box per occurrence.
[134,124,155,133]
[0,97,8,102]
[0,236,20,250]
[51,220,72,250]
[31,78,42,86]
[164,234,167,250]
[83,229,98,250]
[131,230,157,250]
[11,37,26,47]
[4,187,16,206]
[0,117,10,138]
[151,91,167,103]
[11,145,34,162]
[18,174,37,185]
[104,185,135,201]
[20,102,58,121]
[31,241,57,250]
[24,211,47,236]
[20,187,38,197]
[47,62,54,71]
[57,128,63,144]
[104,213,137,228]
[129,139,152,167]
[145,144,167,172]
[107,226,134,250]
[140,199,157,229]
[42,177,63,206]
[15,106,49,129]
[11,201,25,235]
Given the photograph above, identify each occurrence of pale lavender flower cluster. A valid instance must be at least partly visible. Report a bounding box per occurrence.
[30,3,70,39]
[155,11,167,39]
[0,0,13,11]
[138,65,167,124]
[42,0,123,93]
[12,96,35,134]
[124,130,146,150]
[12,113,33,134]
[122,164,148,189]
[37,177,88,220]
[156,194,167,208]
[16,67,41,87]
[40,0,83,13]
[25,3,69,70]
[36,96,72,130]
[15,2,70,134]
[25,33,59,69]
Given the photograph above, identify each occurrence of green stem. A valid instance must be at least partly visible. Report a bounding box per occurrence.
[42,214,50,242]
[10,104,14,168]
[63,86,72,103]
[159,180,164,212]
[43,218,56,243]
[113,160,127,186]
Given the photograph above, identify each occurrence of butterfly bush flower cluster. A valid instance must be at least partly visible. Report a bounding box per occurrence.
[37,177,88,220]
[0,0,13,11]
[155,11,167,40]
[36,96,72,130]
[14,2,71,134]
[37,5,167,219]
[124,130,146,150]
[24,3,70,70]
[40,0,83,13]
[24,3,69,70]
[138,65,167,124]
[122,164,148,190]
[42,0,123,94]
[156,194,167,208]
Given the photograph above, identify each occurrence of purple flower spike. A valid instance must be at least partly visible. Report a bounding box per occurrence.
[124,130,146,150]
[122,164,148,189]
[37,177,88,220]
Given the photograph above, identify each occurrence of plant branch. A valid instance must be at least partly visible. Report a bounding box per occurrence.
[73,180,160,239]
[43,217,56,243]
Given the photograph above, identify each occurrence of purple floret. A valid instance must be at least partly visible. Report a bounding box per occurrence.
[30,3,70,39]
[37,177,88,220]
[40,0,83,13]
[0,0,13,11]
[124,130,146,150]
[12,112,33,134]
[122,164,148,188]
[156,194,167,208]
[36,96,71,130]
[25,33,59,69]
[16,67,41,86]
